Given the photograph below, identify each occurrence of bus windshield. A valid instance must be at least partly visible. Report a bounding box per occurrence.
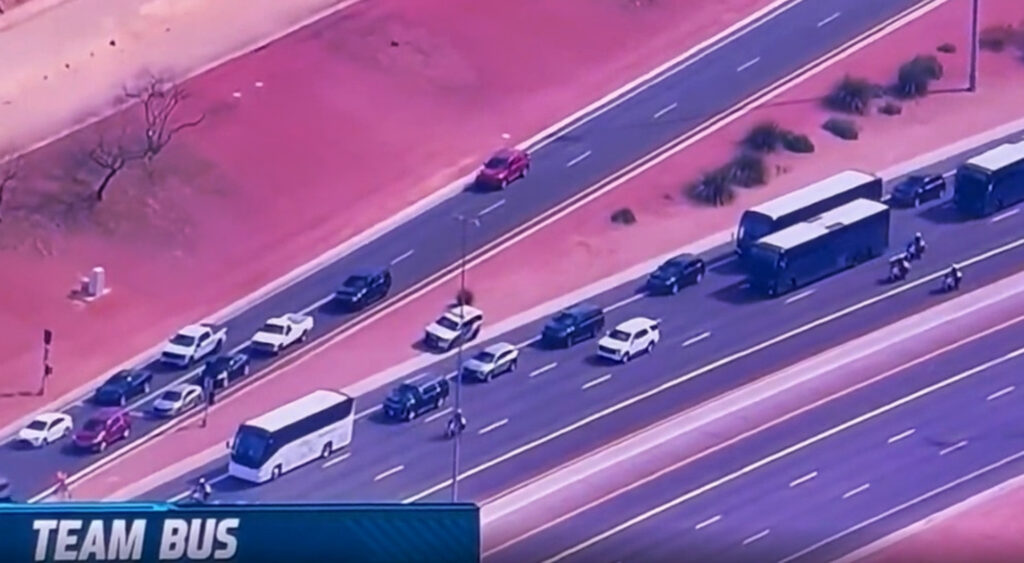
[231,426,272,468]
[738,211,775,243]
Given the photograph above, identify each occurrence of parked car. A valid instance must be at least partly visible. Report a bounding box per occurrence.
[152,383,204,417]
[890,174,946,207]
[424,305,484,352]
[334,267,392,310]
[17,412,73,448]
[250,313,314,354]
[597,317,661,363]
[73,409,131,453]
[92,369,153,406]
[646,254,706,294]
[475,148,530,189]
[160,323,227,367]
[540,303,606,348]
[383,376,450,421]
[462,342,519,382]
[197,352,251,390]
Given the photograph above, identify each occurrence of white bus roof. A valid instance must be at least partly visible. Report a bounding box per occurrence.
[758,198,888,251]
[244,389,351,432]
[748,169,877,221]
[965,141,1024,174]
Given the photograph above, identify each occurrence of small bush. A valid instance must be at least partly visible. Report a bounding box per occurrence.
[610,207,637,225]
[825,75,876,114]
[688,168,734,207]
[743,122,784,153]
[455,288,475,306]
[781,131,815,153]
[936,42,957,54]
[897,55,944,98]
[878,101,903,116]
[979,25,1014,52]
[823,117,859,141]
[729,152,768,187]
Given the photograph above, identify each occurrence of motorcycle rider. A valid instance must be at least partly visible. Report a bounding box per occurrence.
[446,410,467,437]
[907,232,926,260]
[945,263,962,290]
[191,477,212,503]
[891,254,911,280]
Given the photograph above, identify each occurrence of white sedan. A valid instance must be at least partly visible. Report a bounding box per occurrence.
[18,412,73,448]
[152,383,204,417]
[597,317,661,363]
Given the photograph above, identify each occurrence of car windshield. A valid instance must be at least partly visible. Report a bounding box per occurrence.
[473,351,498,364]
[436,317,460,331]
[170,333,196,346]
[162,390,182,402]
[83,419,105,432]
[343,275,369,288]
[485,156,509,168]
[389,384,416,401]
[27,420,48,431]
[608,330,631,342]
[260,323,286,335]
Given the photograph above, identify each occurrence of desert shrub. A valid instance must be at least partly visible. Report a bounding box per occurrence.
[897,55,944,98]
[688,168,734,207]
[822,117,859,140]
[824,76,876,114]
[743,121,784,153]
[878,101,903,116]
[979,25,1014,52]
[781,131,815,153]
[728,152,768,187]
[610,207,637,225]
[936,42,957,54]
[455,288,475,306]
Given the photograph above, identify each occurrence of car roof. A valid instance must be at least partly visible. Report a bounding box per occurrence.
[348,266,387,278]
[614,317,658,332]
[491,147,522,159]
[563,302,602,316]
[32,412,67,423]
[481,342,515,355]
[665,253,698,265]
[402,373,445,388]
[444,305,483,319]
[178,324,209,337]
[166,383,200,393]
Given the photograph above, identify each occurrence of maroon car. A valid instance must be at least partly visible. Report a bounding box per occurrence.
[73,409,131,453]
[476,148,530,189]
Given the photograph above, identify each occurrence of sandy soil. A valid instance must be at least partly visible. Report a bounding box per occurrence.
[67,0,1024,500]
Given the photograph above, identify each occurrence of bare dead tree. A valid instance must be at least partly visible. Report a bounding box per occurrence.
[89,137,139,201]
[124,77,206,164]
[0,157,21,222]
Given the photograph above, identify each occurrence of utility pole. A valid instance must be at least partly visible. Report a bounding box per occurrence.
[968,0,980,92]
[40,329,53,396]
[450,214,479,503]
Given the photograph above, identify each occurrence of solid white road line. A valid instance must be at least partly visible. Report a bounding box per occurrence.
[540,344,1024,562]
[355,405,381,420]
[390,250,415,265]
[784,289,815,304]
[515,336,541,349]
[886,428,916,444]
[737,57,761,72]
[425,407,453,423]
[743,529,771,545]
[990,208,1019,223]
[478,199,507,217]
[566,151,593,168]
[373,465,405,482]
[695,515,722,530]
[582,375,613,391]
[682,332,712,347]
[323,452,351,469]
[986,386,1014,401]
[530,363,558,378]
[653,103,678,119]
[817,12,841,27]
[939,440,968,456]
[842,483,870,499]
[479,419,510,435]
[606,293,647,312]
[789,471,818,488]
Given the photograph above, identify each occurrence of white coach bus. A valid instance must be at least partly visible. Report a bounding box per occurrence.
[228,389,354,483]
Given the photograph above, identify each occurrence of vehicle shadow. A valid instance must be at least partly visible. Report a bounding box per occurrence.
[709,280,762,305]
[211,475,257,494]
[918,201,966,225]
[709,255,745,277]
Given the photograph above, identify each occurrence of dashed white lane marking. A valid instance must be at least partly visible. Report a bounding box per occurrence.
[743,529,771,545]
[682,332,712,347]
[322,452,351,469]
[842,483,871,499]
[887,428,916,444]
[390,249,415,265]
[785,289,815,304]
[607,293,646,312]
[530,363,558,378]
[515,336,541,349]
[695,515,722,530]
[479,199,507,217]
[355,406,381,420]
[987,386,1015,401]
[991,208,1020,223]
[737,57,761,72]
[939,440,968,456]
[567,151,592,167]
[817,12,841,27]
[374,465,405,482]
[479,419,509,435]
[789,471,818,488]
[653,103,678,119]
[425,408,453,423]
[582,374,613,391]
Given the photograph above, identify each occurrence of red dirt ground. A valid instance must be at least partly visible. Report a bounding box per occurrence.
[68,0,1024,500]
[0,0,774,425]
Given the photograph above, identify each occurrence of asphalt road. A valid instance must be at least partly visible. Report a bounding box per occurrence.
[0,0,927,496]
[497,311,1024,563]
[135,147,1024,509]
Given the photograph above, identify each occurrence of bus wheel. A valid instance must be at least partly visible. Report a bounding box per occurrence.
[321,443,333,458]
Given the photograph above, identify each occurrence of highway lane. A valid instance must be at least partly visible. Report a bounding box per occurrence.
[0,0,928,495]
[502,314,1024,563]
[137,171,1024,506]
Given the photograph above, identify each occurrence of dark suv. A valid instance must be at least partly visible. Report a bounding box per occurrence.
[92,369,153,406]
[646,254,706,294]
[890,174,946,207]
[334,267,392,310]
[541,303,606,348]
[382,376,450,422]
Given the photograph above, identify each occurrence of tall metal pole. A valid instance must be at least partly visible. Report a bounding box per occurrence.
[451,215,468,502]
[968,0,979,92]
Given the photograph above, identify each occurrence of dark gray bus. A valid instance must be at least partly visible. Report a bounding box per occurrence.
[748,198,890,297]
[736,169,882,257]
[954,141,1024,217]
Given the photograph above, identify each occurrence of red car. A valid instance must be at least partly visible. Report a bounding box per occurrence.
[73,409,131,453]
[476,148,530,189]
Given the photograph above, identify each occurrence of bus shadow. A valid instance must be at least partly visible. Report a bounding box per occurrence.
[212,475,258,494]
[709,280,762,305]
[918,202,966,225]
[709,257,745,278]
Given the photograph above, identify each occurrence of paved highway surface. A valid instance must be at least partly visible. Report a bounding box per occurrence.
[497,311,1024,563]
[134,147,1024,509]
[0,0,925,497]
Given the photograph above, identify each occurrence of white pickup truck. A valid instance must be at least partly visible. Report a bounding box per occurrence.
[160,323,227,367]
[250,313,314,354]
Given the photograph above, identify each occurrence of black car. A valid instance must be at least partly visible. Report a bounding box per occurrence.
[890,174,946,207]
[382,376,450,421]
[196,352,251,390]
[92,369,153,406]
[646,254,706,294]
[540,303,606,348]
[334,267,392,310]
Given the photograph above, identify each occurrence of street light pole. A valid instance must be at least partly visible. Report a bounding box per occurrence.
[450,214,470,502]
[968,0,980,92]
